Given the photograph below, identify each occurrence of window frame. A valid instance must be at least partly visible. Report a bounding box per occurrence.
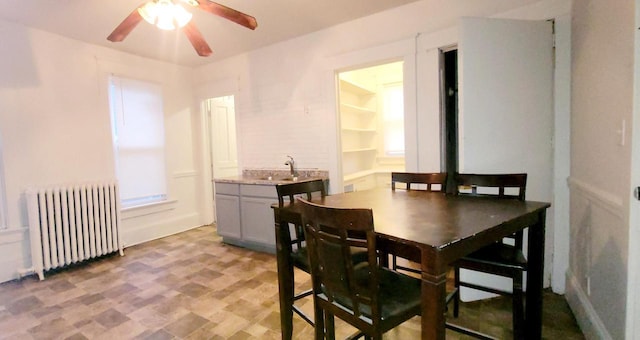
[381,81,405,157]
[108,75,169,209]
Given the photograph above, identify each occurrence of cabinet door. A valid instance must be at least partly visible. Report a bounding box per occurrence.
[215,194,241,239]
[240,197,277,246]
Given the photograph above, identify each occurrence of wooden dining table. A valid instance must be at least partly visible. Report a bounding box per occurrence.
[272,188,551,340]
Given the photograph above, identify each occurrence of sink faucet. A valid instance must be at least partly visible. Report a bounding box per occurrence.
[285,155,297,177]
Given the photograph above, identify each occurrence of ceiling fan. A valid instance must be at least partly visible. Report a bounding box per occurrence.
[107,0,258,57]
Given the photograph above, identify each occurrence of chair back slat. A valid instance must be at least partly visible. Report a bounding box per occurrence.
[454,173,527,201]
[391,172,447,191]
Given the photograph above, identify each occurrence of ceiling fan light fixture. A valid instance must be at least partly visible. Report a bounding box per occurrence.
[171,3,193,27]
[138,2,158,25]
[155,13,177,30]
[137,0,192,31]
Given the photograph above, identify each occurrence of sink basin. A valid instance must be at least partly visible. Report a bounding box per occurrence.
[258,176,298,182]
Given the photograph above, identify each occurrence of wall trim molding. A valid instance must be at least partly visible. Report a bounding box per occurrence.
[122,199,177,219]
[0,229,28,283]
[567,176,624,218]
[122,212,201,247]
[0,227,27,245]
[0,257,22,283]
[565,269,612,340]
[173,171,198,178]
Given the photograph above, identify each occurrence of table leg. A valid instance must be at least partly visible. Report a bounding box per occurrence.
[421,258,447,339]
[525,209,546,339]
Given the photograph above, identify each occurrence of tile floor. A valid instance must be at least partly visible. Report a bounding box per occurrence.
[0,225,584,339]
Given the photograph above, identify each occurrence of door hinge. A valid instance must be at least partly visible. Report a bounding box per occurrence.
[635,186,640,200]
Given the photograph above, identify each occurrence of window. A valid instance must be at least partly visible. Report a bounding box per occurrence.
[382,82,405,156]
[109,76,167,208]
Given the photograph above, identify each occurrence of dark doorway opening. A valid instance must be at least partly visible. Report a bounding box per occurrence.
[442,49,458,193]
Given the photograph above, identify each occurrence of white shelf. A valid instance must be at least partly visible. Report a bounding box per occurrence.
[339,79,375,95]
[344,169,377,182]
[342,127,377,133]
[340,103,376,115]
[343,148,376,153]
[339,75,378,183]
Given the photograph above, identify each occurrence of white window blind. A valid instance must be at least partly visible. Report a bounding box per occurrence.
[109,76,167,207]
[382,83,405,156]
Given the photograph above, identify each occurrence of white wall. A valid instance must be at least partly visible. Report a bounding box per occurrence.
[567,1,635,339]
[192,0,542,190]
[0,20,205,282]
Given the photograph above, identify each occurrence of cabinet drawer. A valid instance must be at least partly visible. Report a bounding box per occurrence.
[216,182,240,195]
[240,184,277,198]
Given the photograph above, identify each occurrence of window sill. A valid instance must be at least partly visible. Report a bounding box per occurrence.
[122,199,177,220]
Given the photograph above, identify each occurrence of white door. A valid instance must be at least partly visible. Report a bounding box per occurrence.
[459,17,554,300]
[207,95,239,219]
[208,96,239,179]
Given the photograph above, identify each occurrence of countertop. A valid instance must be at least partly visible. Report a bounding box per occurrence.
[214,169,329,185]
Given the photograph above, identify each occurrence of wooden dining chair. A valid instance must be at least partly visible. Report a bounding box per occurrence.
[275,179,327,333]
[390,172,447,274]
[298,198,422,340]
[451,173,528,339]
[391,171,447,191]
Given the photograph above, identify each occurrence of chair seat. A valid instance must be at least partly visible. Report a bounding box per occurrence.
[325,266,422,322]
[458,242,527,272]
[376,267,422,321]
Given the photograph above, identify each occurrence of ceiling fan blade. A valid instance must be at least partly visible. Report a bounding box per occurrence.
[107,5,145,42]
[182,21,213,56]
[196,0,258,30]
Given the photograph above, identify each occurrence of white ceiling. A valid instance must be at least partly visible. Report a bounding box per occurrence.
[0,0,421,67]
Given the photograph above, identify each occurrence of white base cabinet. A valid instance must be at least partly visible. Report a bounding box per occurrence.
[214,182,278,253]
